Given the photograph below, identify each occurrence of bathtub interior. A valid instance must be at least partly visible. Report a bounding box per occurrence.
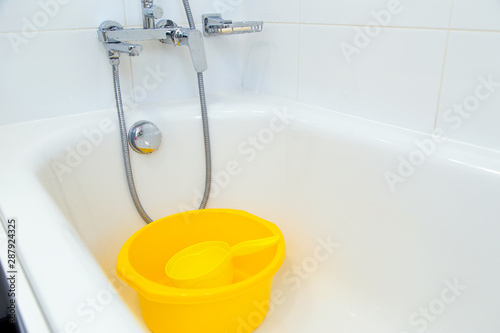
[30,93,500,332]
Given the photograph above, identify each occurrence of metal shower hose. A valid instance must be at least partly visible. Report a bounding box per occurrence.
[111,0,212,223]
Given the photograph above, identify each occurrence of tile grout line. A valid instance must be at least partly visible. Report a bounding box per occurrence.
[214,21,500,34]
[432,34,450,130]
[128,57,136,103]
[122,0,136,101]
[241,2,247,90]
[122,0,129,27]
[2,22,500,36]
[296,0,302,102]
[433,0,455,132]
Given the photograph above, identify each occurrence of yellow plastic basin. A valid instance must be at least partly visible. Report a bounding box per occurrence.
[117,209,286,333]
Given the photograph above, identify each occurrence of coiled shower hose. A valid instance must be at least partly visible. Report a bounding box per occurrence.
[111,0,212,224]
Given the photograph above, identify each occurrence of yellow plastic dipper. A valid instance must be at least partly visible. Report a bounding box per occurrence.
[165,235,280,289]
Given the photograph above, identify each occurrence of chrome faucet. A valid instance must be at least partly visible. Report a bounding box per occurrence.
[141,0,163,29]
[97,0,207,73]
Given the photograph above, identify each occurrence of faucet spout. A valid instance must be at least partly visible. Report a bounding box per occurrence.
[104,42,143,57]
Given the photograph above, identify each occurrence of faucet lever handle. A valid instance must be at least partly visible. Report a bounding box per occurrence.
[183,29,208,73]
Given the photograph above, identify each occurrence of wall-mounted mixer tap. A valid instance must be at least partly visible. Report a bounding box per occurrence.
[97,0,207,73]
[98,0,259,221]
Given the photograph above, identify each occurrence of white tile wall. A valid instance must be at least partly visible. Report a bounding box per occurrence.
[245,0,300,23]
[128,36,244,106]
[242,24,299,100]
[300,0,453,29]
[1,0,500,152]
[0,0,125,32]
[451,0,500,31]
[297,25,447,133]
[239,1,500,150]
[437,31,500,151]
[0,29,133,125]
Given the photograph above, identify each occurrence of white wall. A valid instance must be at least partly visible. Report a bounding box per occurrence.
[2,0,500,153]
[0,0,245,125]
[243,0,500,152]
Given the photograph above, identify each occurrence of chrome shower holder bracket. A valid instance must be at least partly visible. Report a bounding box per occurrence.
[202,13,263,37]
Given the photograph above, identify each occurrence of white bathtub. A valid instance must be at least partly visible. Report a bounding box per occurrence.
[1,91,500,332]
